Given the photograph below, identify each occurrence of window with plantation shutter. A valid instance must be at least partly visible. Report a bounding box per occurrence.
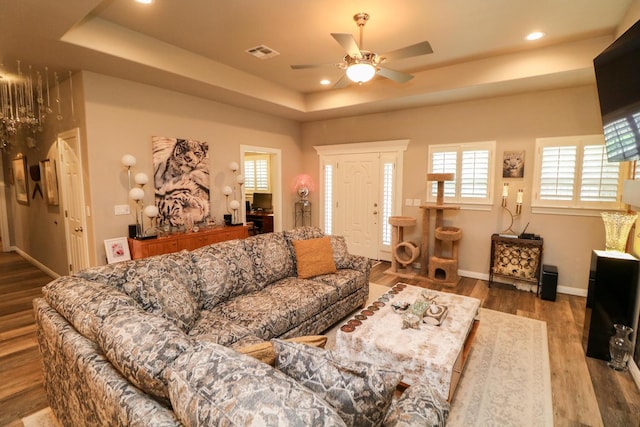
[244,154,271,195]
[427,141,495,206]
[323,164,333,235]
[533,135,627,211]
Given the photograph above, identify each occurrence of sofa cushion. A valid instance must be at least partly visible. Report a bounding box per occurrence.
[283,226,325,243]
[329,235,351,269]
[273,339,402,427]
[73,261,132,290]
[311,269,365,300]
[96,307,193,400]
[120,250,200,331]
[382,383,449,427]
[237,335,328,366]
[42,276,137,341]
[190,240,258,310]
[211,277,339,340]
[188,310,263,347]
[165,341,347,427]
[292,237,337,279]
[243,232,295,288]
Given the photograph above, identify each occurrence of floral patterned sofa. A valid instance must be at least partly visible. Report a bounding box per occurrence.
[34,227,448,426]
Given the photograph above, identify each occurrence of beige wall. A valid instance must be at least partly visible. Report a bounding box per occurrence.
[301,85,610,295]
[81,72,302,265]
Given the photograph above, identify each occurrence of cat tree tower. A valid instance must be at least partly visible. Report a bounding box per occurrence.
[419,173,461,286]
[385,215,420,278]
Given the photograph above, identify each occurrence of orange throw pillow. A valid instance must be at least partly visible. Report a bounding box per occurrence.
[292,237,337,279]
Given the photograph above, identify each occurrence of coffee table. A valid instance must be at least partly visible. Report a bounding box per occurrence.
[334,283,480,401]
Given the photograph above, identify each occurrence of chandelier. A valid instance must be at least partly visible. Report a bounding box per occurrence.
[0,61,66,150]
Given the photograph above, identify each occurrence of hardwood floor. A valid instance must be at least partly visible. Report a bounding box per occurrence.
[0,251,51,427]
[371,262,640,427]
[0,253,639,426]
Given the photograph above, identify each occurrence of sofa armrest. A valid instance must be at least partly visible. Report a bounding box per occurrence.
[383,383,449,427]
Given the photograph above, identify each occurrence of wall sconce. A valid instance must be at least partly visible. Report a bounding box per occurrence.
[501,182,523,235]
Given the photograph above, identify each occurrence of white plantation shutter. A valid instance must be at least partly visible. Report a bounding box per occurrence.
[323,164,333,235]
[382,162,394,245]
[539,146,576,200]
[534,135,626,210]
[428,142,494,205]
[244,155,270,194]
[580,145,619,202]
[603,115,640,161]
[430,151,457,198]
[460,150,489,198]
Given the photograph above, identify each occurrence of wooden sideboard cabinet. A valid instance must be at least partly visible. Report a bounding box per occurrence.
[489,234,543,293]
[128,225,248,259]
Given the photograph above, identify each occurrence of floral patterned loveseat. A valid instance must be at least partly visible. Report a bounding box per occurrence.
[34,226,448,426]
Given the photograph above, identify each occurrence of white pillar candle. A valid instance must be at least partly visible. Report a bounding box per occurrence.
[502,183,509,198]
[517,189,524,204]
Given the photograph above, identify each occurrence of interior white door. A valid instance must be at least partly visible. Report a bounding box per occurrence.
[335,153,379,259]
[58,129,90,273]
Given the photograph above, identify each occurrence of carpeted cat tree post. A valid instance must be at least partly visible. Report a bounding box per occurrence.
[419,173,461,286]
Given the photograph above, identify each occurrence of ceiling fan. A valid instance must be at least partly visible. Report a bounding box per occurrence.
[291,12,433,88]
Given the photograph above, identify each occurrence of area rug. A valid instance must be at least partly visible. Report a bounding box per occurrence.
[326,282,554,427]
[21,407,60,427]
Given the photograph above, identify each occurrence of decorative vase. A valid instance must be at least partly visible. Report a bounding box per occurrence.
[600,212,637,252]
[608,324,634,371]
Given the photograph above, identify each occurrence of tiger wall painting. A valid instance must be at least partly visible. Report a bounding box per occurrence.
[152,136,210,227]
[502,150,525,178]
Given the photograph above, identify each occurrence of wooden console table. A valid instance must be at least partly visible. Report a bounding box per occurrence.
[128,225,248,259]
[489,234,543,292]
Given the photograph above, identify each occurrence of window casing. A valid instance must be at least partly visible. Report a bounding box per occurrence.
[427,141,495,206]
[532,135,628,211]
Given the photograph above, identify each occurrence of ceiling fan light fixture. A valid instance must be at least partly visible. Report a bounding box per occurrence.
[346,62,376,83]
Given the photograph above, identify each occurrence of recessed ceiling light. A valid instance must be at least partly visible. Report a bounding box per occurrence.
[526,31,545,41]
[136,0,153,4]
[320,79,331,86]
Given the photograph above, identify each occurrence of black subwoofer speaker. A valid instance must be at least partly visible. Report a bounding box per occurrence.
[541,264,558,301]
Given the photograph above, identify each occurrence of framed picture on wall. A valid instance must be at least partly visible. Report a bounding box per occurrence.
[40,159,60,206]
[502,150,525,178]
[12,155,29,205]
[104,237,131,264]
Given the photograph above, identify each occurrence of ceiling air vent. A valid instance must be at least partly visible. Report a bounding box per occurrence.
[245,45,280,60]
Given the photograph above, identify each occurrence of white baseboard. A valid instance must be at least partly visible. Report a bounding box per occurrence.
[457,269,588,297]
[13,247,60,279]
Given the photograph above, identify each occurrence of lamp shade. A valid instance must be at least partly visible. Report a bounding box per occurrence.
[222,185,233,196]
[129,187,145,201]
[229,161,239,172]
[121,154,137,167]
[236,174,245,184]
[346,62,376,83]
[229,200,240,210]
[134,172,149,185]
[144,205,159,218]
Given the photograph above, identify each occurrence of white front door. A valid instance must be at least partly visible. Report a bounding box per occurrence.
[335,153,380,259]
[58,128,90,273]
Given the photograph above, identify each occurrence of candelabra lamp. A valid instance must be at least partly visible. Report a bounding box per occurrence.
[294,174,313,227]
[222,161,245,226]
[121,154,157,239]
[501,183,523,235]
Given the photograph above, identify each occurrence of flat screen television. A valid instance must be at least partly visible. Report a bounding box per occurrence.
[594,18,640,162]
[252,192,272,211]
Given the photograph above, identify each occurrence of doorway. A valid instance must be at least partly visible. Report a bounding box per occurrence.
[315,140,409,260]
[240,145,282,232]
[58,128,90,273]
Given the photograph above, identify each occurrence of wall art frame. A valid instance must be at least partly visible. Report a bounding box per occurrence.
[12,155,29,205]
[502,150,525,178]
[40,159,60,206]
[104,237,131,264]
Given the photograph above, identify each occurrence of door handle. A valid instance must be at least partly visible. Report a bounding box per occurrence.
[75,226,83,232]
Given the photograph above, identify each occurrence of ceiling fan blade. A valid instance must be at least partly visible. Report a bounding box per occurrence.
[332,74,351,89]
[380,41,433,61]
[290,63,332,70]
[377,67,414,83]
[331,33,361,57]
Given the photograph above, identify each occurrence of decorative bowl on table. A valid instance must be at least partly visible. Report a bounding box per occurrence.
[392,301,410,313]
